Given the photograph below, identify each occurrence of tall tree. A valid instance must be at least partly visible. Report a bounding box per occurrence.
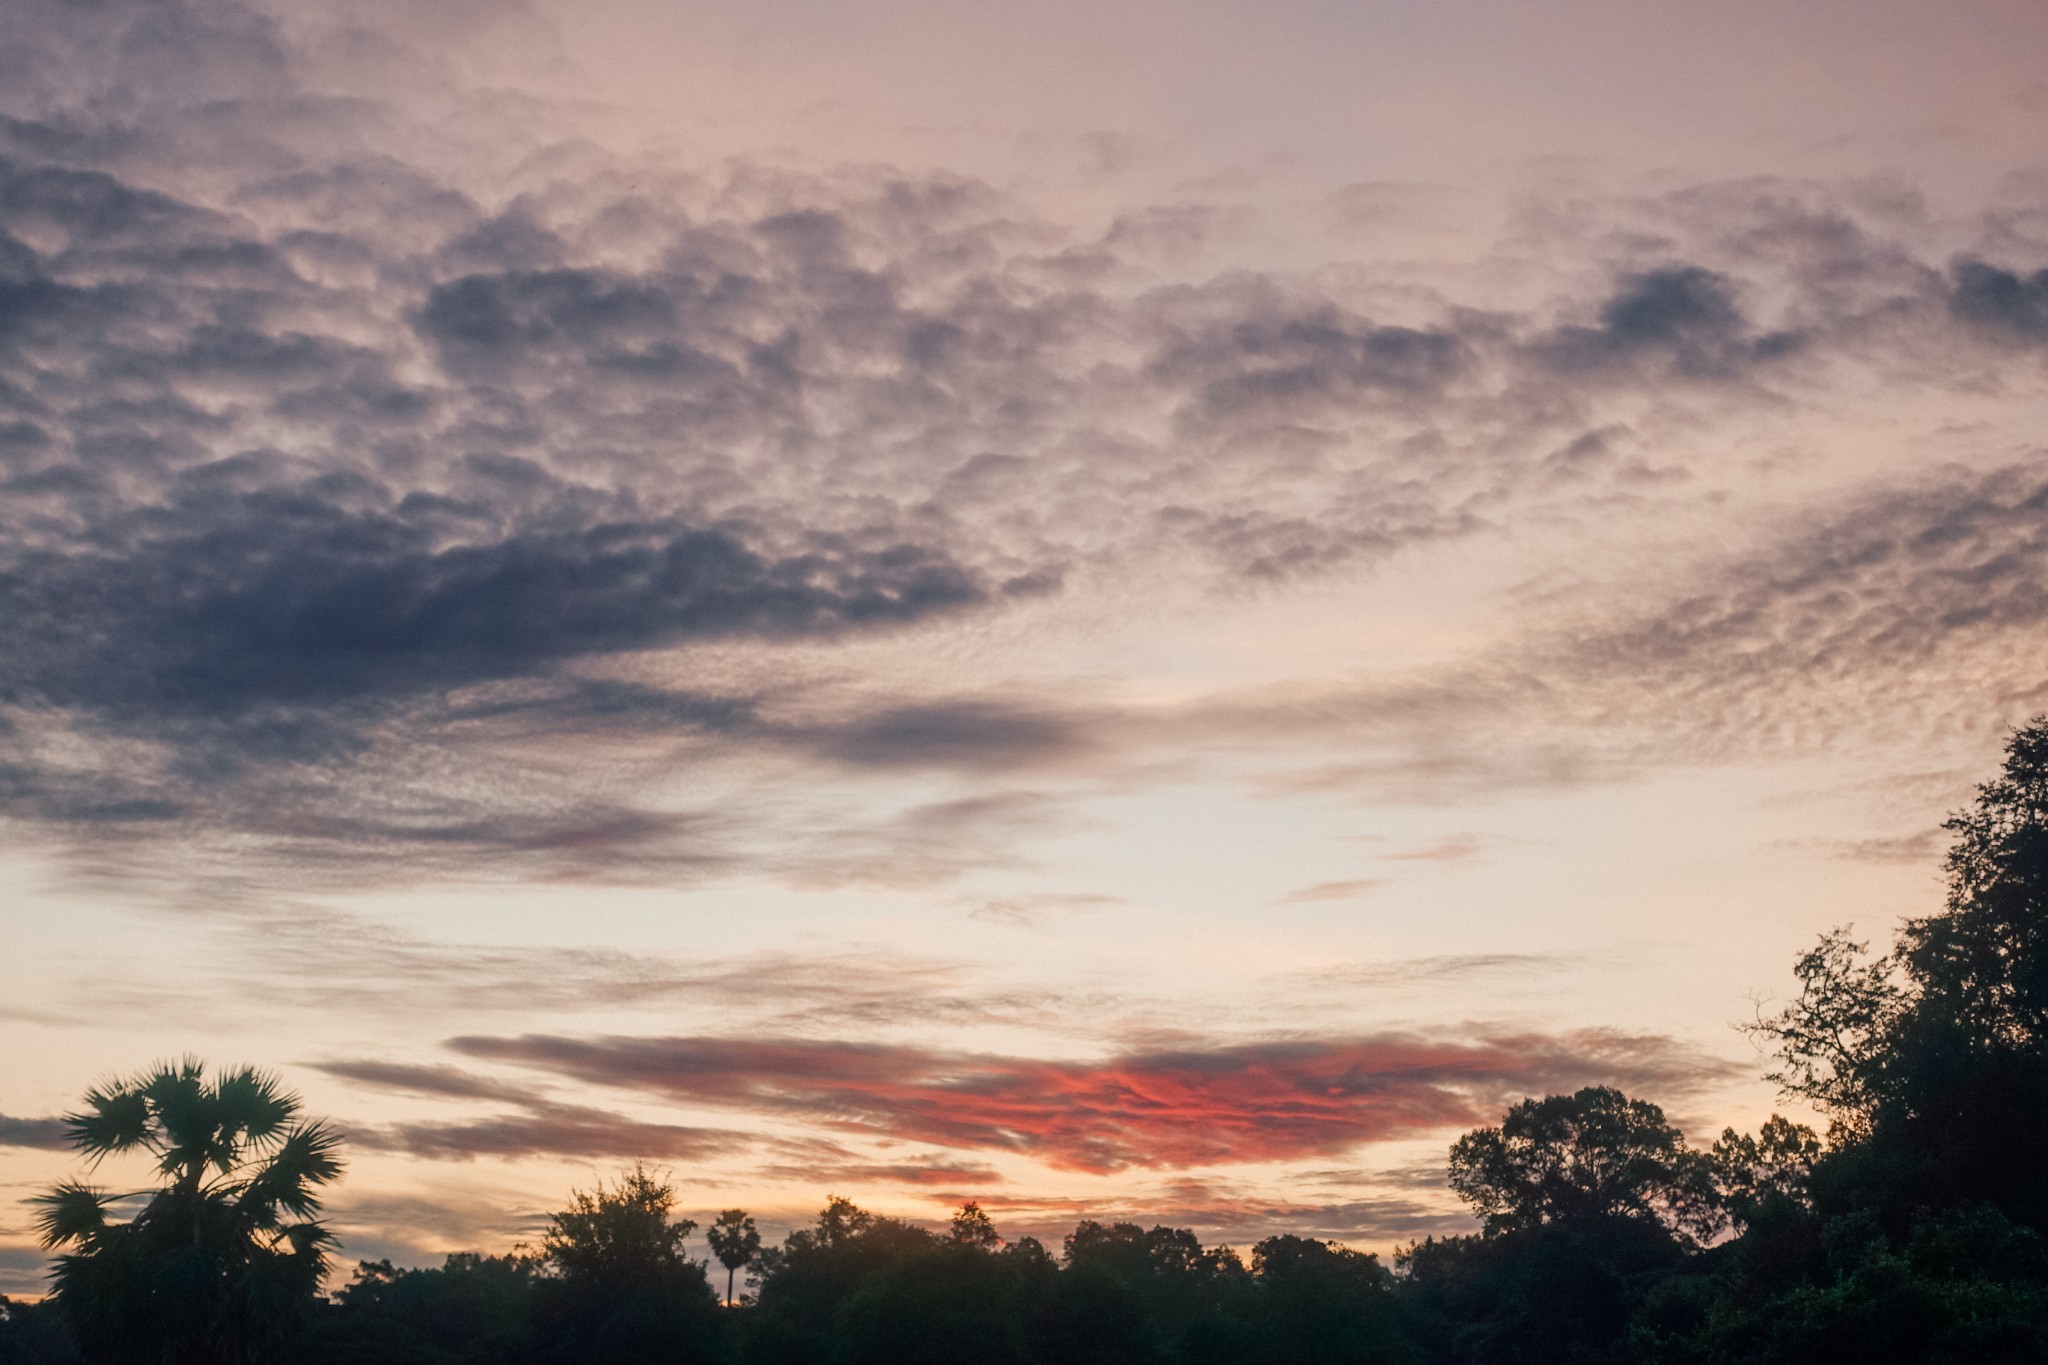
[33,1060,343,1365]
[1754,718,2048,1225]
[539,1164,696,1288]
[533,1166,723,1365]
[949,1202,1001,1250]
[1447,1086,1721,1245]
[706,1209,761,1306]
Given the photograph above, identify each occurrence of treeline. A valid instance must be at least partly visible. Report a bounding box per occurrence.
[8,720,2048,1364]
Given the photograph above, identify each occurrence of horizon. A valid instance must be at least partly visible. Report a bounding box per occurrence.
[3,0,2048,1293]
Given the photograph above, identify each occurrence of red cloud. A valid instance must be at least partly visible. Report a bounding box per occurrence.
[449,1030,1736,1174]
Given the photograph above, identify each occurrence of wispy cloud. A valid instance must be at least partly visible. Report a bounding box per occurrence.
[446,1028,1742,1174]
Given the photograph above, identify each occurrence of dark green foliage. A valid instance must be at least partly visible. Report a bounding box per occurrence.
[1243,1235,1406,1365]
[302,1255,541,1365]
[743,1197,941,1365]
[0,1297,81,1365]
[1400,1216,1687,1364]
[1448,1088,1722,1246]
[1707,1116,1822,1232]
[531,1166,726,1365]
[33,1061,343,1365]
[1632,1206,2048,1365]
[1754,719,2048,1231]
[1057,1220,1252,1364]
[833,1242,1040,1365]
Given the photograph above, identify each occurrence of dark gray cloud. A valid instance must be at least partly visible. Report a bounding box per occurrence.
[312,1059,538,1103]
[0,1245,50,1298]
[795,700,1095,772]
[5,494,987,715]
[1948,258,2048,344]
[0,1113,69,1149]
[1531,266,1803,379]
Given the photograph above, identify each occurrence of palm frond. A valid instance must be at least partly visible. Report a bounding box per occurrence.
[140,1059,222,1179]
[67,1084,153,1158]
[213,1065,297,1146]
[274,1221,337,1261]
[238,1122,345,1221]
[33,1181,111,1249]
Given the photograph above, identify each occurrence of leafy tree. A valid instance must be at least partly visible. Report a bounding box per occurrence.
[748,1198,938,1365]
[1754,718,2048,1227]
[1055,1221,1251,1364]
[540,1163,696,1286]
[532,1165,724,1365]
[950,1201,1001,1250]
[302,1254,542,1365]
[1244,1236,1406,1365]
[1399,1218,1687,1365]
[706,1209,761,1306]
[1709,1114,1822,1229]
[833,1241,1038,1365]
[1748,928,1903,1133]
[1447,1087,1721,1245]
[32,1060,343,1365]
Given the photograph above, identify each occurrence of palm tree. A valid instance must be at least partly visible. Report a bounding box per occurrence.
[705,1209,761,1306]
[34,1060,344,1365]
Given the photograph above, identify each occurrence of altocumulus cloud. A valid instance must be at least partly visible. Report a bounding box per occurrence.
[0,0,2044,880]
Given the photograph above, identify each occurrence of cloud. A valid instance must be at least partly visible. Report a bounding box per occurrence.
[311,1059,539,1103]
[1529,266,1803,380]
[0,1245,50,1297]
[1781,830,1947,864]
[0,1113,69,1150]
[0,0,2044,888]
[217,923,1095,1034]
[348,1108,733,1163]
[312,1058,740,1162]
[447,1028,1742,1175]
[1273,878,1385,904]
[794,699,1097,772]
[755,1140,1007,1188]
[1289,955,1577,990]
[1948,258,2048,344]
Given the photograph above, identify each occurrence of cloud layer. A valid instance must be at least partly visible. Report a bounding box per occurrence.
[0,0,2042,890]
[444,1028,1740,1174]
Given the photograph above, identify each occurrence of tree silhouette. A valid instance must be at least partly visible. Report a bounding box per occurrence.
[949,1202,1001,1250]
[1755,718,2048,1226]
[539,1164,696,1287]
[1447,1086,1721,1245]
[707,1209,761,1306]
[534,1166,721,1365]
[33,1060,343,1365]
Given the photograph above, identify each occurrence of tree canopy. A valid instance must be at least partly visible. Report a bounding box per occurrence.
[1447,1086,1721,1244]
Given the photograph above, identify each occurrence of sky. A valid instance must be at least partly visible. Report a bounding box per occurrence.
[1,0,2047,1292]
